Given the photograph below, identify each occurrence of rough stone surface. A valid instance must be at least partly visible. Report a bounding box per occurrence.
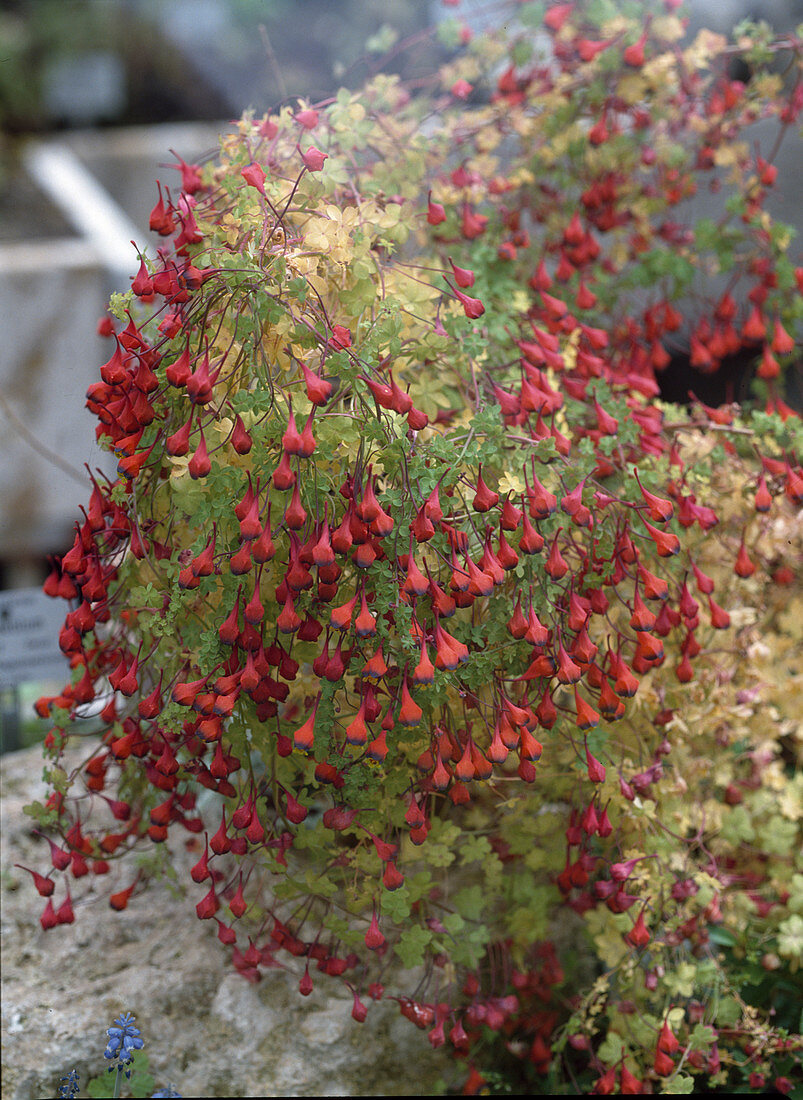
[1,743,452,1098]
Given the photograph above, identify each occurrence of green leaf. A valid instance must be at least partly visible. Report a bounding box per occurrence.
[130,1071,156,1098]
[511,39,534,67]
[707,926,737,947]
[382,883,412,922]
[436,17,462,48]
[453,884,485,921]
[443,912,465,936]
[597,1032,625,1064]
[22,800,58,827]
[716,996,742,1027]
[395,924,432,969]
[365,24,399,54]
[459,833,493,865]
[688,1024,717,1052]
[663,962,697,999]
[662,1075,695,1094]
[518,2,546,29]
[720,805,756,846]
[86,1075,110,1098]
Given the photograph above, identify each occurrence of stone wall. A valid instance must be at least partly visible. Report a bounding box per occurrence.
[1,743,451,1099]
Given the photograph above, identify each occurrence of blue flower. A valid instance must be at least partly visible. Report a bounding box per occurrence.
[57,1068,80,1098]
[104,1011,144,1078]
[151,1087,182,1098]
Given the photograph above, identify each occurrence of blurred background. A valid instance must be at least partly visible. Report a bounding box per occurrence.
[1,0,801,751]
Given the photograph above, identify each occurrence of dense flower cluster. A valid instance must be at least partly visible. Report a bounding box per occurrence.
[57,1068,79,1099]
[104,1011,144,1079]
[26,1,801,1092]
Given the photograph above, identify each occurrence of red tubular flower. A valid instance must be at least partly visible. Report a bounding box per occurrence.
[519,510,544,554]
[365,908,385,950]
[742,306,766,341]
[194,885,219,920]
[452,284,485,319]
[653,1047,675,1076]
[708,596,731,629]
[629,587,656,632]
[131,256,154,300]
[110,882,137,912]
[527,474,557,519]
[594,1065,617,1095]
[366,729,388,762]
[519,726,542,762]
[620,1064,642,1093]
[354,590,377,637]
[285,790,308,824]
[625,906,651,948]
[295,108,318,129]
[241,162,266,193]
[345,699,369,746]
[188,429,211,479]
[585,745,606,783]
[544,3,573,33]
[638,561,669,600]
[412,504,435,542]
[40,899,58,930]
[544,533,569,580]
[574,688,600,731]
[293,698,319,751]
[284,484,307,530]
[398,677,423,727]
[734,539,756,577]
[434,621,468,669]
[473,465,499,512]
[461,203,488,239]
[210,809,232,855]
[55,893,75,925]
[555,640,581,684]
[658,1019,680,1054]
[771,318,795,354]
[642,517,680,557]
[412,636,435,686]
[383,861,404,890]
[403,549,429,598]
[277,591,301,634]
[362,646,388,680]
[351,991,368,1023]
[149,181,175,235]
[426,190,446,225]
[634,468,674,522]
[448,257,475,287]
[165,343,193,388]
[225,414,252,455]
[301,145,328,171]
[624,31,648,67]
[229,875,248,918]
[14,865,54,897]
[507,594,529,639]
[301,360,333,406]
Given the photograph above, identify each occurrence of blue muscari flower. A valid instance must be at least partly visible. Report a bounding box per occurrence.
[104,1011,144,1078]
[151,1087,182,1098]
[58,1068,80,1098]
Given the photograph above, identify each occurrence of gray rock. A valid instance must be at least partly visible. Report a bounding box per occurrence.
[1,743,451,1098]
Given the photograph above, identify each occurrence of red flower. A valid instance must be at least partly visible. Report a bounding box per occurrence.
[241,162,266,194]
[301,145,328,171]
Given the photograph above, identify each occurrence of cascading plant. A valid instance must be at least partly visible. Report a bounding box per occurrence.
[24,1,802,1093]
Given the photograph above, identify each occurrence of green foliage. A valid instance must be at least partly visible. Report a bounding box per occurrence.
[85,1050,154,1099]
[25,1,803,1094]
